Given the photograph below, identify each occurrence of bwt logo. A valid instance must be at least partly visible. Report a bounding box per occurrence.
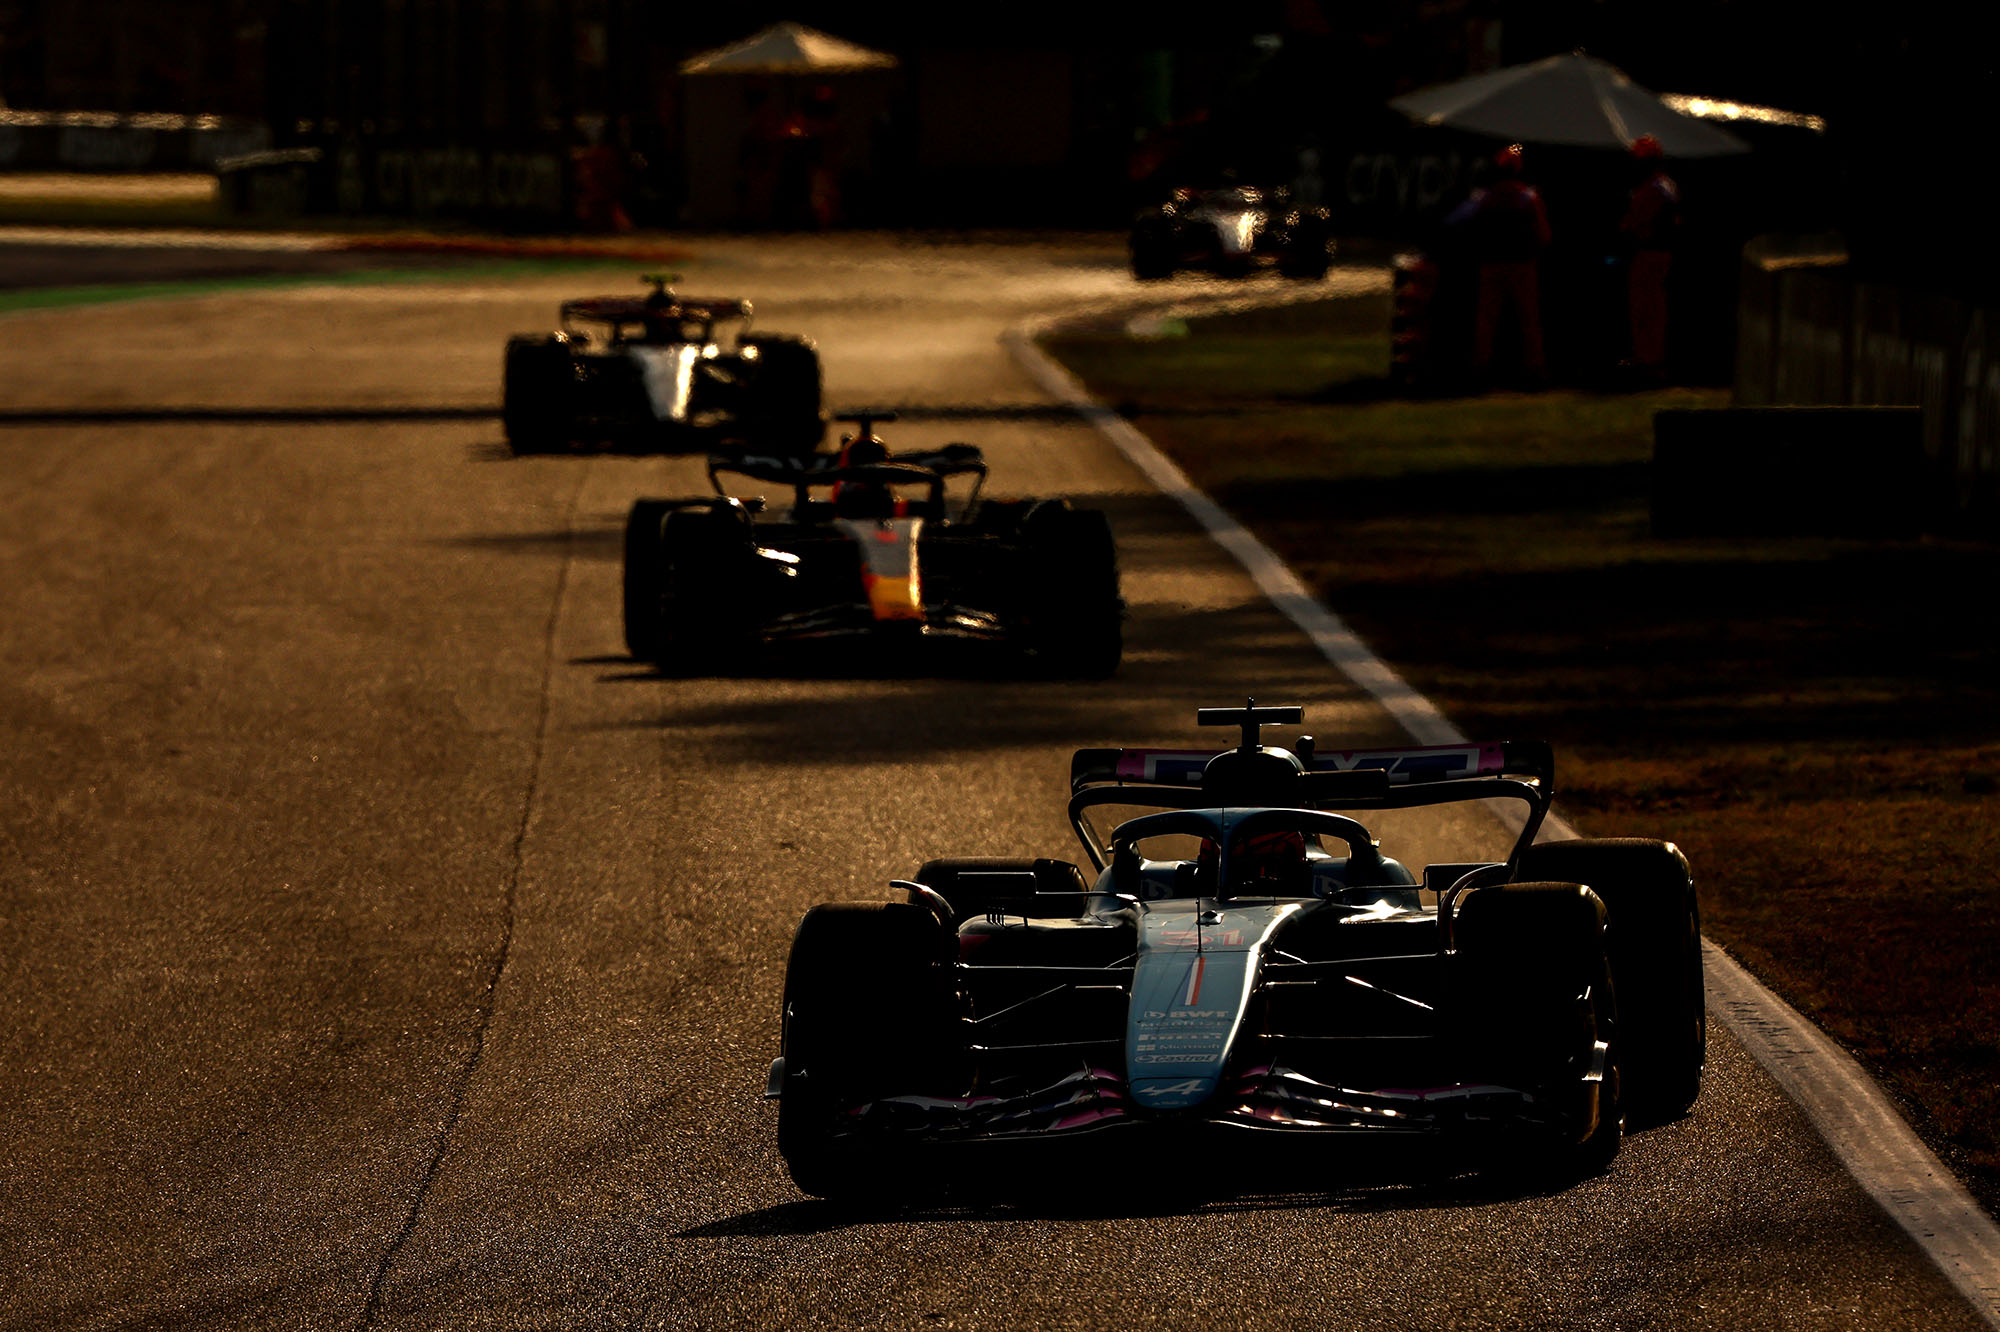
[1143,1010,1230,1019]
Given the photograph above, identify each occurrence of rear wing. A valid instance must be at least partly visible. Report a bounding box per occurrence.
[1064,738,1555,872]
[1070,740,1553,794]
[709,445,987,512]
[560,296,750,323]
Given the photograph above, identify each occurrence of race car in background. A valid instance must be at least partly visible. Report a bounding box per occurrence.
[770,702,1705,1200]
[502,274,822,455]
[1129,185,1334,281]
[621,412,1123,676]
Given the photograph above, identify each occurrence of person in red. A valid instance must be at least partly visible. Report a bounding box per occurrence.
[1620,134,1680,382]
[1453,143,1553,387]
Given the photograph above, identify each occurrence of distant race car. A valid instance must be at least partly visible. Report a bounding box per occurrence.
[621,412,1123,676]
[770,702,1705,1200]
[1129,185,1334,281]
[503,274,822,455]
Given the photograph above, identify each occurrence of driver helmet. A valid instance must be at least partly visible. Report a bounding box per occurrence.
[1630,134,1664,161]
[836,433,889,468]
[1492,143,1525,175]
[1225,828,1308,894]
[831,432,895,517]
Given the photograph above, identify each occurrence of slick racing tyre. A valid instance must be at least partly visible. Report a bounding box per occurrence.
[1020,501,1123,678]
[740,334,825,457]
[777,902,966,1201]
[654,506,757,673]
[1451,881,1621,1183]
[1278,242,1331,280]
[1518,838,1704,1123]
[621,500,673,660]
[1131,247,1175,281]
[1278,217,1334,280]
[502,335,572,454]
[1130,219,1176,281]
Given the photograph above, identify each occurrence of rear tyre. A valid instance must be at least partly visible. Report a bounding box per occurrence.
[503,335,572,453]
[656,507,758,674]
[741,334,825,457]
[1451,881,1622,1183]
[1019,502,1123,678]
[1278,246,1331,281]
[1130,221,1176,281]
[1278,219,1334,280]
[621,500,672,660]
[1517,838,1704,1123]
[778,902,965,1200]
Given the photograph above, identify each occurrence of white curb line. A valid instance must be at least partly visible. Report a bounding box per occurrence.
[1704,940,2000,1323]
[1005,301,2000,1329]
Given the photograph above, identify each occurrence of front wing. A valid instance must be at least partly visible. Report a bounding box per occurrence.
[793,1058,1602,1146]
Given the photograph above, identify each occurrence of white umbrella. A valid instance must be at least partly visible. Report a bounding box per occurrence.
[680,22,897,76]
[1390,53,1749,157]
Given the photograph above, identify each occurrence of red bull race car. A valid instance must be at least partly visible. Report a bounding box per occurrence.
[770,703,1704,1200]
[503,274,822,455]
[621,413,1122,676]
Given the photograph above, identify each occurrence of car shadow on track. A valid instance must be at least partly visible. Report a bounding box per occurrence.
[459,403,1093,464]
[574,599,1344,758]
[678,1171,1594,1238]
[440,522,627,563]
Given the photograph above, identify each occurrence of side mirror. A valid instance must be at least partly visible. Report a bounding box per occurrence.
[1111,840,1140,897]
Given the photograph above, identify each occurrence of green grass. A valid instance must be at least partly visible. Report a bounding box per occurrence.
[1047,295,2000,1214]
[0,256,624,317]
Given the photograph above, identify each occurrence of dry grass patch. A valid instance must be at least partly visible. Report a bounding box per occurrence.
[1047,293,2000,1212]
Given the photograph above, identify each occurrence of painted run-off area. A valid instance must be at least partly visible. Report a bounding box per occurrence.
[1045,293,2000,1219]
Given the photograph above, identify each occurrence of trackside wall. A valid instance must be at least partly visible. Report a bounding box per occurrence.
[1735,239,2000,527]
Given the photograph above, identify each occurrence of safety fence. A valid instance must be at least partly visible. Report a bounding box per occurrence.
[0,110,268,172]
[1736,240,2000,526]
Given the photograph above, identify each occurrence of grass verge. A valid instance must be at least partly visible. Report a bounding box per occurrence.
[1045,291,2000,1214]
[0,255,627,317]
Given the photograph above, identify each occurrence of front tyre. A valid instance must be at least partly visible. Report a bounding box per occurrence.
[740,334,825,458]
[1452,881,1622,1183]
[778,902,965,1201]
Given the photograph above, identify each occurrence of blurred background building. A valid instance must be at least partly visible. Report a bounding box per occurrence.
[0,0,1988,303]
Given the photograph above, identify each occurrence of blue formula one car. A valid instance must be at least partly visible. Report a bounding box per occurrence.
[768,703,1704,1200]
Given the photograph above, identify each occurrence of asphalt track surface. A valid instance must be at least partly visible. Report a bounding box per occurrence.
[0,234,1985,1331]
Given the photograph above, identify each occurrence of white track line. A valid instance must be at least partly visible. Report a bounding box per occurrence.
[1705,941,2000,1322]
[1006,302,2000,1329]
